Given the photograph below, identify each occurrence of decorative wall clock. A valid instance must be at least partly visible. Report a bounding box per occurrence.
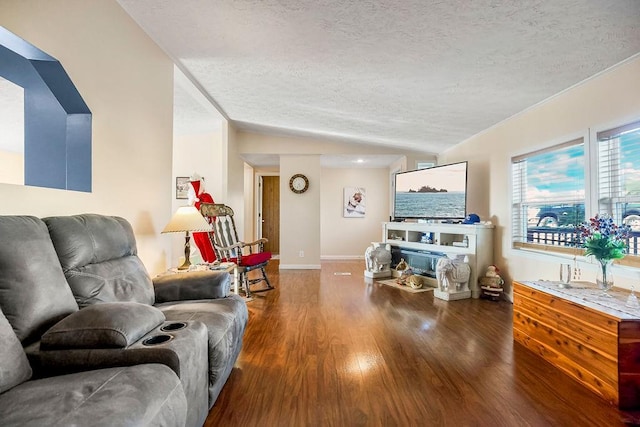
[289,173,309,194]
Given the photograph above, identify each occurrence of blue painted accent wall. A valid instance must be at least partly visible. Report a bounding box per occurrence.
[0,26,92,192]
[66,114,92,191]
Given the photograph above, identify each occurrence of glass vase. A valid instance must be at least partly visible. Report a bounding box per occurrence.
[596,259,614,296]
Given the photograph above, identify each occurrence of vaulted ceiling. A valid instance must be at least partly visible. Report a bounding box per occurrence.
[118,0,640,155]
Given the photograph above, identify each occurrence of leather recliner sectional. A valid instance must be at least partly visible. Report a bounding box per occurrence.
[0,214,249,426]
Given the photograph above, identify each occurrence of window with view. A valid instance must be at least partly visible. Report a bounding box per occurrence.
[416,161,435,170]
[597,120,640,257]
[511,138,585,252]
[511,119,640,262]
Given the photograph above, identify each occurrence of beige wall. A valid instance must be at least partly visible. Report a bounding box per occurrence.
[0,151,23,185]
[279,155,322,268]
[237,130,426,157]
[170,66,228,264]
[225,123,247,240]
[173,132,224,202]
[441,56,640,298]
[321,168,390,257]
[237,131,429,262]
[405,154,437,170]
[0,0,175,275]
[171,131,224,264]
[243,163,255,242]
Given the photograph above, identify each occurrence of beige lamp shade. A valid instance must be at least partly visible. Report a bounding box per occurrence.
[162,206,212,233]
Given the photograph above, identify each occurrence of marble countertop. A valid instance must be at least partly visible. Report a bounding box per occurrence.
[518,280,640,320]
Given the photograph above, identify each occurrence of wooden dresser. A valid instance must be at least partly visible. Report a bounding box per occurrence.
[513,280,640,408]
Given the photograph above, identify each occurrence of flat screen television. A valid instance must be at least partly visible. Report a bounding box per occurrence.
[393,161,468,221]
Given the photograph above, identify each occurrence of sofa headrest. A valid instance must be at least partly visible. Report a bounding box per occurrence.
[0,216,78,344]
[44,214,155,307]
[44,214,138,270]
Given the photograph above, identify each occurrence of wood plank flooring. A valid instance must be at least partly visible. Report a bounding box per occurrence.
[204,260,635,426]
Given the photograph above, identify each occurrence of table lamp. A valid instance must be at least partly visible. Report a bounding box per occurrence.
[162,206,212,270]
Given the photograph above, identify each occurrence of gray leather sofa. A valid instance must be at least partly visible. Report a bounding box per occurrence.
[0,214,249,426]
[0,305,188,426]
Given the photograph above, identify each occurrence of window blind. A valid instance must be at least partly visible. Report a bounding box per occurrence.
[597,120,640,257]
[511,139,585,249]
[511,119,640,262]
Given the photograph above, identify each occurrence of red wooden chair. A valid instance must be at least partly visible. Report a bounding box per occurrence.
[199,203,273,297]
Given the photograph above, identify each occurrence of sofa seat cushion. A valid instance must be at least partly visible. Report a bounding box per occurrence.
[0,308,32,393]
[33,321,210,427]
[156,294,248,404]
[0,364,187,427]
[41,302,166,349]
[0,216,78,344]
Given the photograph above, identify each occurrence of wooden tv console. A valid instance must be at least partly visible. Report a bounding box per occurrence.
[513,280,640,408]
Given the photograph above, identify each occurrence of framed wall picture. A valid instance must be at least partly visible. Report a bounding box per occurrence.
[344,187,365,218]
[176,177,190,199]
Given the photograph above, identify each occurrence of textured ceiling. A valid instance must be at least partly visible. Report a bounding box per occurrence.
[118,0,640,156]
[174,66,224,136]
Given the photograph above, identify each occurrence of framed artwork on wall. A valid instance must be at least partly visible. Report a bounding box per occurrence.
[176,177,190,199]
[344,187,366,218]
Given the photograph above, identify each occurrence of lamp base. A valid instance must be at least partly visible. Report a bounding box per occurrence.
[178,233,192,270]
[177,260,191,270]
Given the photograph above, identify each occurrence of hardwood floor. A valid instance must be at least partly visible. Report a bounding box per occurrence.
[205,260,634,426]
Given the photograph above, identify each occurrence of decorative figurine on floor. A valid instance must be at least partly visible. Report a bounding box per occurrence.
[479,265,505,301]
[396,267,414,286]
[364,243,392,279]
[405,275,423,289]
[395,258,408,272]
[434,255,471,301]
[484,265,503,284]
[393,258,413,285]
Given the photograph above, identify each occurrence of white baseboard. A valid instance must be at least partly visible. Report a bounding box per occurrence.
[279,264,321,270]
[320,255,364,260]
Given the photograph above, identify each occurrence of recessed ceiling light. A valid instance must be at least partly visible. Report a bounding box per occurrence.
[355,159,364,163]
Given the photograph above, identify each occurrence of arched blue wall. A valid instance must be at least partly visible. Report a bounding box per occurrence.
[0,26,91,192]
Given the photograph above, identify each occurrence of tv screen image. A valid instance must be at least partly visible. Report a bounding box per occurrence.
[394,161,468,220]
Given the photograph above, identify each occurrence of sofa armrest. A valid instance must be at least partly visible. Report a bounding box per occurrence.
[152,270,231,303]
[40,302,165,349]
[28,320,208,388]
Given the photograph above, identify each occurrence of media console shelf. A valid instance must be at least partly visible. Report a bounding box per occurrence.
[382,222,494,298]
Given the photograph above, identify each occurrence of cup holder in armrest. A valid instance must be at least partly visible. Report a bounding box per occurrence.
[160,322,188,332]
[142,334,174,346]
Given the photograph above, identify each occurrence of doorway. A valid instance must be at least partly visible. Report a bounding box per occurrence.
[259,175,280,255]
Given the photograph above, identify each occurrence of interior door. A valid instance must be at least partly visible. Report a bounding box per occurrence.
[261,175,280,254]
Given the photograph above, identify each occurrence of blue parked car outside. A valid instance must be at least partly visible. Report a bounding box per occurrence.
[529,203,640,230]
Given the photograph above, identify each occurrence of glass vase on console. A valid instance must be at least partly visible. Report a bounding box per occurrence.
[577,214,631,298]
[596,258,614,296]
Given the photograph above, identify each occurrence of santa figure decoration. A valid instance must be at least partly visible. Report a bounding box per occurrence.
[187,173,216,263]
